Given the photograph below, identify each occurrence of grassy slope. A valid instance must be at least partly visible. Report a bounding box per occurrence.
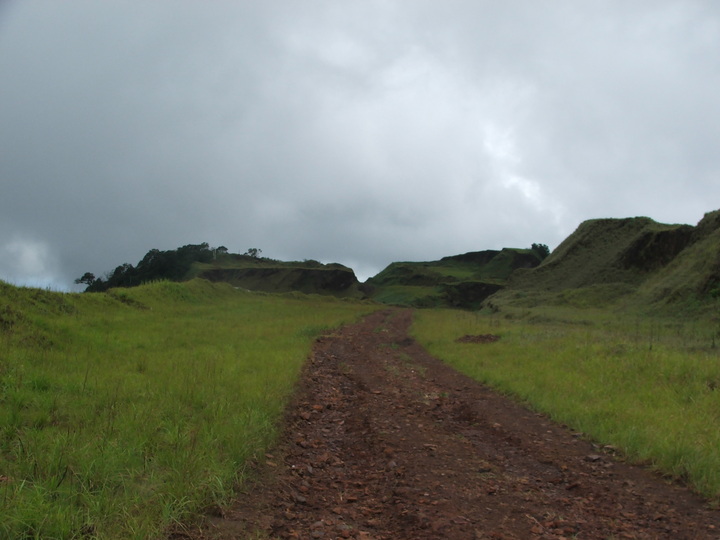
[0,279,374,539]
[516,217,687,289]
[638,210,720,310]
[490,215,708,312]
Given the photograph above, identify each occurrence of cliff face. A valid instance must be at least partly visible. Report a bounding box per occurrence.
[199,267,361,297]
[490,209,720,310]
[365,248,543,308]
[507,217,697,292]
[637,210,720,303]
[619,226,694,271]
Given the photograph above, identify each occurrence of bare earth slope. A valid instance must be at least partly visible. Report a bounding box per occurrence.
[191,310,720,539]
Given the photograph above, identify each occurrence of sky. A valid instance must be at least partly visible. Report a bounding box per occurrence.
[1,1,719,290]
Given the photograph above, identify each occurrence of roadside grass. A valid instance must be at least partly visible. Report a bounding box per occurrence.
[412,307,720,500]
[0,279,374,539]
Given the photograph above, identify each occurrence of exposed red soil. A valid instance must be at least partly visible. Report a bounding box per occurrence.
[455,334,501,344]
[187,309,720,539]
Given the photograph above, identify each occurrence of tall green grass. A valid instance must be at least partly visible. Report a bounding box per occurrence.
[0,279,373,538]
[412,308,720,500]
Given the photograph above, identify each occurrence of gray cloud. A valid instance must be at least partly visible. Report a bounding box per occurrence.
[1,0,719,288]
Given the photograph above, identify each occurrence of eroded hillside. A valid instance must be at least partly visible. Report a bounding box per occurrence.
[488,209,720,312]
[365,248,544,309]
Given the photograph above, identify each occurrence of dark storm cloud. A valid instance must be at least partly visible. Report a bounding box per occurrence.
[1,1,719,288]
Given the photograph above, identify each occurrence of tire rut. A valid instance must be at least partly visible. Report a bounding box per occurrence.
[188,309,720,539]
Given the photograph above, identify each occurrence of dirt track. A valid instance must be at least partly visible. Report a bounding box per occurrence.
[191,309,720,539]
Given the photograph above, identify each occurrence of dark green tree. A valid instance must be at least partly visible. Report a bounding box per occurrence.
[79,242,216,292]
[531,243,551,261]
[74,272,96,286]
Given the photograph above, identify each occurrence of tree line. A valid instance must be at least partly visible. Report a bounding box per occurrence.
[531,243,551,261]
[76,244,262,292]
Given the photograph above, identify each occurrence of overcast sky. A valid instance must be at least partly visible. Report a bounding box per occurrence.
[1,1,719,290]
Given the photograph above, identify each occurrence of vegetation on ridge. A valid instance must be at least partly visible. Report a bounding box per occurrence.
[76,242,220,292]
[76,243,363,298]
[638,209,720,306]
[487,210,720,314]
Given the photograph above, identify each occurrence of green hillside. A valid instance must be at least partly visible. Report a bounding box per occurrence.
[488,210,720,313]
[365,248,544,309]
[517,217,692,289]
[638,210,720,307]
[73,209,720,313]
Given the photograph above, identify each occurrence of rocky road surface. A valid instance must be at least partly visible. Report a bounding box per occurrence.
[187,309,720,539]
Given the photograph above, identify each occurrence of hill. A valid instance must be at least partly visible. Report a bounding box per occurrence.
[193,258,362,298]
[77,244,364,298]
[487,209,720,312]
[77,243,545,307]
[638,209,720,306]
[364,247,544,309]
[73,209,720,312]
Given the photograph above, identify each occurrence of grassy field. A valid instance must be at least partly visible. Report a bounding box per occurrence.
[5,262,720,537]
[0,279,374,539]
[412,306,720,501]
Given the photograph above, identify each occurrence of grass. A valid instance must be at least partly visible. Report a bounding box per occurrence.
[0,279,374,539]
[369,285,445,308]
[412,306,720,501]
[638,213,720,307]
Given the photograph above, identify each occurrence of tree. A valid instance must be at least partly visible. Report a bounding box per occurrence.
[531,243,550,261]
[244,247,262,258]
[78,241,219,293]
[108,263,138,287]
[74,272,96,287]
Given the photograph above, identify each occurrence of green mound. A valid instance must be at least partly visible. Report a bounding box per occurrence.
[511,217,692,291]
[489,209,720,313]
[366,248,543,309]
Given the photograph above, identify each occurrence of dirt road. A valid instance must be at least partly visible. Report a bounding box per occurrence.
[192,309,720,539]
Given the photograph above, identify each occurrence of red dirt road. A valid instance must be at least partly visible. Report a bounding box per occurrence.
[192,309,720,539]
